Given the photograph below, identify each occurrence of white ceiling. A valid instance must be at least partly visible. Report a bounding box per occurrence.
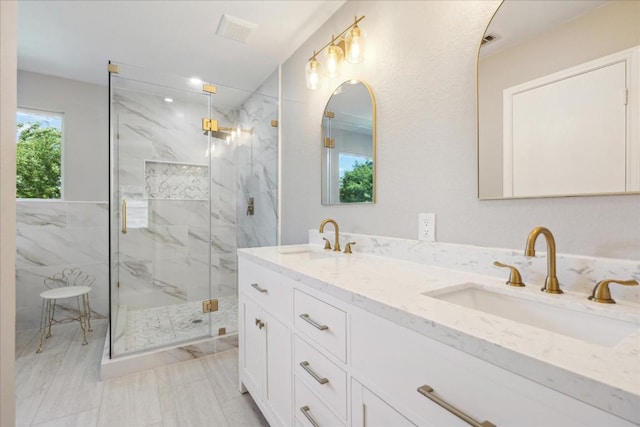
[17,0,346,92]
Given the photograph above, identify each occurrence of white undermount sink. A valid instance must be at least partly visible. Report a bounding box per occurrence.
[277,247,340,260]
[426,284,639,347]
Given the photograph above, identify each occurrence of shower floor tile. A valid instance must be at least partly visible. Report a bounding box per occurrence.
[122,296,238,354]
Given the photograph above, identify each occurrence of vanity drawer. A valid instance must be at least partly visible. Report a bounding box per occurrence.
[294,335,347,421]
[294,290,347,362]
[295,376,345,427]
[238,258,293,321]
[351,311,635,427]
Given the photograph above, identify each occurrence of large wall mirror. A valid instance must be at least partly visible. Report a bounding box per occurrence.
[478,0,640,199]
[321,80,376,205]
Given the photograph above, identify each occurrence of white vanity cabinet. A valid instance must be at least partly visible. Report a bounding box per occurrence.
[351,379,415,427]
[238,255,636,427]
[350,309,636,427]
[239,259,293,427]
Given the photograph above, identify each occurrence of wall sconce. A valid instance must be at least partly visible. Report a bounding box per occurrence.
[305,16,365,90]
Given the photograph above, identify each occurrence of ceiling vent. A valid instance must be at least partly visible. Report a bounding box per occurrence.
[216,14,257,44]
[481,34,499,45]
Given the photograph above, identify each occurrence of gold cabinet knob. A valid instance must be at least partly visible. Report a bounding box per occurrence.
[589,279,639,304]
[493,261,525,287]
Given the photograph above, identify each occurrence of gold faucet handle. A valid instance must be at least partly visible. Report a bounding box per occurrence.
[322,237,332,250]
[493,261,525,287]
[344,242,356,254]
[589,279,639,304]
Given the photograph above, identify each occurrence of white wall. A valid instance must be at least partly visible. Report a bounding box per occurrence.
[280,0,640,261]
[0,1,17,424]
[18,70,108,201]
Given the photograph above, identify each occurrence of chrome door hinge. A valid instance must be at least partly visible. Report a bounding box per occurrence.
[202,299,219,313]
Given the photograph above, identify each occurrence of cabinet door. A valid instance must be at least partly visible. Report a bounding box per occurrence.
[352,380,415,427]
[240,297,263,395]
[263,311,292,426]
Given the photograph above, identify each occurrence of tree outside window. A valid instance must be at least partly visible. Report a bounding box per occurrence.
[339,153,373,203]
[16,110,63,199]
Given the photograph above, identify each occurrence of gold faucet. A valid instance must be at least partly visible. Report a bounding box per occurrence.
[525,227,562,294]
[319,218,341,252]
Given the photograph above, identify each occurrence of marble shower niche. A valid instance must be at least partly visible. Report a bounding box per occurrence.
[144,160,209,201]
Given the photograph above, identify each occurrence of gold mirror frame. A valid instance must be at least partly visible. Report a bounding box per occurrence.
[476,0,640,200]
[321,80,377,205]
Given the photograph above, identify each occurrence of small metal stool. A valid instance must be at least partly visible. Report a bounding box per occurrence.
[37,268,94,353]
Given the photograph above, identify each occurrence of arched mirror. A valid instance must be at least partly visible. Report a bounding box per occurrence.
[477,0,640,199]
[321,80,376,205]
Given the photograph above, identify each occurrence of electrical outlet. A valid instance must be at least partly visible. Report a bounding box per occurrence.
[418,213,436,242]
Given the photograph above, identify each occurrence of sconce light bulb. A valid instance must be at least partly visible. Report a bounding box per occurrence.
[346,25,364,64]
[305,56,321,90]
[325,43,343,78]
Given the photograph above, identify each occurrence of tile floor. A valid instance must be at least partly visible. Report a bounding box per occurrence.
[15,319,268,427]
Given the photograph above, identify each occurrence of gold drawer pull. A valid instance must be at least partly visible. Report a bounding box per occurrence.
[300,361,329,385]
[417,385,496,427]
[251,283,268,293]
[300,405,320,427]
[299,313,329,331]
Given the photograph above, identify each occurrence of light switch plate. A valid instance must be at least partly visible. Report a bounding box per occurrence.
[418,213,436,242]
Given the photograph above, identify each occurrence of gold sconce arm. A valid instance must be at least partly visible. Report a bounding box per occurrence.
[307,16,365,62]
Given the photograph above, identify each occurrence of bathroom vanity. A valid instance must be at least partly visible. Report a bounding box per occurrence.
[238,234,640,426]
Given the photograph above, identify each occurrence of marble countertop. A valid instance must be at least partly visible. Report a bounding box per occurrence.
[238,244,640,424]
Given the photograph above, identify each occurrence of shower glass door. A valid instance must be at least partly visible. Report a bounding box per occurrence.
[109,63,213,356]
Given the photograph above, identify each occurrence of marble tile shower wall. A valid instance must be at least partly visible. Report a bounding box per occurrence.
[235,88,278,250]
[113,88,238,310]
[16,201,109,330]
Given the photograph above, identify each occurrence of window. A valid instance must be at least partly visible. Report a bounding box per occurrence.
[16,109,63,199]
[338,152,373,203]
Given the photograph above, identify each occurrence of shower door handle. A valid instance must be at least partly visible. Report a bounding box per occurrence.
[121,199,127,234]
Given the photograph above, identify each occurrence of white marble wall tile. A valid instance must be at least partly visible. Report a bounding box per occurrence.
[309,230,640,303]
[67,202,108,228]
[16,201,67,227]
[152,257,188,301]
[186,258,210,302]
[17,225,107,269]
[16,201,109,330]
[149,199,208,227]
[235,86,278,252]
[188,226,210,263]
[117,256,153,295]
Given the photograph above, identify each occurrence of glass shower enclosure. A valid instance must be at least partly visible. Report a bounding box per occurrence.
[108,62,278,357]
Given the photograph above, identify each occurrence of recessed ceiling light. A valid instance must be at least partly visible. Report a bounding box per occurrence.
[164,97,174,103]
[190,77,202,85]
